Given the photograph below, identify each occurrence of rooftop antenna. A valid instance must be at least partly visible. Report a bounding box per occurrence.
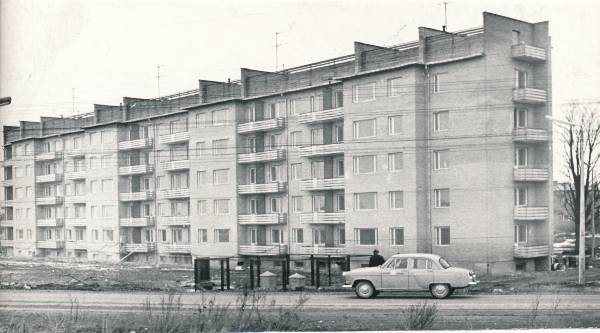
[72,88,76,115]
[442,1,450,31]
[274,23,295,71]
[157,65,162,99]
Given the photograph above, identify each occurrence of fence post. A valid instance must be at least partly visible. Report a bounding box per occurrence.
[220,259,225,291]
[256,256,261,288]
[315,257,320,289]
[250,259,254,290]
[327,255,332,286]
[194,258,199,291]
[310,254,315,286]
[282,257,287,291]
[285,254,291,285]
[226,258,231,290]
[346,255,351,271]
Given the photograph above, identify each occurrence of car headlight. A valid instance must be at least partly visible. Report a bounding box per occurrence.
[469,271,476,280]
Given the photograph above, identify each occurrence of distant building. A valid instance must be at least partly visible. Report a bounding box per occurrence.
[0,12,552,273]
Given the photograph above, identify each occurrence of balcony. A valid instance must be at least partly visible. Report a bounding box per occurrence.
[238,149,286,164]
[64,171,86,180]
[65,219,87,227]
[297,107,344,124]
[35,151,63,161]
[239,244,288,256]
[160,243,191,253]
[65,195,87,204]
[119,191,154,202]
[160,160,190,171]
[161,188,190,199]
[511,44,546,62]
[64,149,85,158]
[69,242,87,250]
[238,182,287,195]
[299,143,344,157]
[300,178,345,191]
[37,196,64,206]
[161,216,190,226]
[513,88,547,104]
[37,241,65,249]
[513,206,549,220]
[300,212,345,224]
[124,243,155,253]
[237,118,285,134]
[294,245,345,255]
[37,218,65,227]
[514,244,550,258]
[0,219,15,226]
[239,213,286,225]
[512,128,550,142]
[513,168,549,182]
[119,217,155,227]
[118,137,153,150]
[35,173,63,183]
[1,179,13,187]
[0,240,14,247]
[119,165,154,175]
[158,132,189,145]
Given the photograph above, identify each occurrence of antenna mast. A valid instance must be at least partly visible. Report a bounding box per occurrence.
[443,1,449,31]
[157,65,161,99]
[72,88,76,114]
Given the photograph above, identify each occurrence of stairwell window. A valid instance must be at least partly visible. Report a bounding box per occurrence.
[353,119,376,139]
[433,111,449,131]
[434,189,450,208]
[435,227,450,245]
[433,150,450,170]
[352,83,376,103]
[433,73,445,93]
[355,228,377,245]
[388,116,403,135]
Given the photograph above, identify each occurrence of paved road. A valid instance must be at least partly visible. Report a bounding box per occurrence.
[0,290,598,313]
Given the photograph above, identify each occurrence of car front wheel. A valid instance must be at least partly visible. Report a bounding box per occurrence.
[355,281,376,299]
[430,284,451,299]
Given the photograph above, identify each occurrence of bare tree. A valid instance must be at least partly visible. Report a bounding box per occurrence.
[560,103,600,251]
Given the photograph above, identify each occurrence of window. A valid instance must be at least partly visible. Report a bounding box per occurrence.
[338,228,346,245]
[388,116,402,135]
[267,102,282,119]
[435,227,450,245]
[391,227,404,246]
[101,130,114,143]
[197,171,207,185]
[103,229,114,242]
[313,229,327,245]
[515,69,527,89]
[159,229,167,242]
[101,179,113,192]
[90,181,100,193]
[514,108,527,128]
[433,150,450,170]
[158,203,168,217]
[270,165,280,182]
[246,106,256,122]
[211,109,228,126]
[171,200,189,217]
[335,193,345,212]
[355,228,377,245]
[212,139,229,155]
[293,228,304,243]
[515,187,527,206]
[333,124,344,143]
[213,169,229,185]
[312,195,326,212]
[335,159,344,177]
[310,128,323,145]
[291,163,302,180]
[215,229,230,242]
[171,172,189,189]
[310,160,324,179]
[515,147,527,167]
[196,141,206,158]
[214,199,230,215]
[92,230,99,241]
[270,229,283,244]
[270,197,281,213]
[101,155,110,169]
[515,224,527,243]
[290,131,302,147]
[433,111,449,131]
[247,167,257,184]
[196,113,207,128]
[354,192,377,210]
[512,30,521,45]
[352,83,376,103]
[246,137,256,153]
[198,229,208,243]
[195,199,208,216]
[292,196,303,212]
[102,205,114,218]
[388,77,404,97]
[334,90,344,108]
[434,189,450,208]
[353,119,376,139]
[389,191,404,209]
[433,73,444,93]
[388,152,403,171]
[170,119,187,134]
[353,155,376,174]
[248,199,257,214]
[26,165,33,176]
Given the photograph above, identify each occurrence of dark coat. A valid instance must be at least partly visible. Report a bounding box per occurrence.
[369,253,386,267]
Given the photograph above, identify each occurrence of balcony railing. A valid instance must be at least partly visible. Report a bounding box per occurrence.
[35,173,63,183]
[300,178,345,191]
[69,242,87,250]
[293,245,345,255]
[119,217,155,227]
[65,195,87,204]
[158,132,190,145]
[511,44,546,62]
[124,243,156,253]
[35,151,63,161]
[161,188,191,199]
[0,240,14,247]
[298,143,344,157]
[37,196,64,206]
[119,191,155,202]
[161,216,191,226]
[65,218,87,227]
[160,243,191,253]
[238,149,286,164]
[238,213,286,225]
[1,179,13,187]
[238,182,287,194]
[118,137,153,150]
[513,88,547,104]
[37,218,65,227]
[160,160,190,171]
[513,168,549,182]
[512,128,550,142]
[64,149,85,158]
[37,240,65,249]
[64,171,86,180]
[513,206,549,220]
[300,212,345,224]
[297,107,344,124]
[119,165,154,175]
[514,244,550,258]
[239,244,288,256]
[237,118,285,134]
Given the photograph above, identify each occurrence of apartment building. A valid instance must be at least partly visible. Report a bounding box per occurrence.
[0,12,552,273]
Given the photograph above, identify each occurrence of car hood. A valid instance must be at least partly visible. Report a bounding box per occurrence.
[344,266,381,275]
[444,267,470,274]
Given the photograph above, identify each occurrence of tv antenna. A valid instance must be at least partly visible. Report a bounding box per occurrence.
[274,23,295,71]
[441,1,450,31]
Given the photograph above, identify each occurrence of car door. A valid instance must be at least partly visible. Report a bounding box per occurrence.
[381,258,409,290]
[408,257,434,290]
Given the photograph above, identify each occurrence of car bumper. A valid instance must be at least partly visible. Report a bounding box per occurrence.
[342,284,353,289]
[468,281,478,286]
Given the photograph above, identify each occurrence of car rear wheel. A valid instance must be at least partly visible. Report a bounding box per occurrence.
[355,281,376,299]
[430,284,451,299]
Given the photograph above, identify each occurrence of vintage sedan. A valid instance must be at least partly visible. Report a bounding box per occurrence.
[342,253,477,299]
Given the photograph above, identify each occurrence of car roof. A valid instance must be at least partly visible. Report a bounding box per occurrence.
[390,253,442,260]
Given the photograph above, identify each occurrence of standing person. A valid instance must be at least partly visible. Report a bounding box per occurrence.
[368,249,385,267]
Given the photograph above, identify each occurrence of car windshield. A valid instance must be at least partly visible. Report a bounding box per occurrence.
[439,257,451,269]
